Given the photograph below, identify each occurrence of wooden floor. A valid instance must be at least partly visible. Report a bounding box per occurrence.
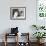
[0,42,46,46]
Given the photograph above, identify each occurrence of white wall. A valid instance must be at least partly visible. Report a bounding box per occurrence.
[0,0,37,42]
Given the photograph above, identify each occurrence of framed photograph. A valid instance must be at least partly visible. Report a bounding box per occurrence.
[10,7,26,20]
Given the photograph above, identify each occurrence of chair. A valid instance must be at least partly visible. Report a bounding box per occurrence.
[4,27,19,46]
[4,33,18,46]
[18,33,30,46]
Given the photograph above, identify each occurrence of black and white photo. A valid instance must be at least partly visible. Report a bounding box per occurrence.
[10,7,26,20]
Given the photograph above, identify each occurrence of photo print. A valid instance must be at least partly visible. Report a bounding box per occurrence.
[10,7,26,20]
